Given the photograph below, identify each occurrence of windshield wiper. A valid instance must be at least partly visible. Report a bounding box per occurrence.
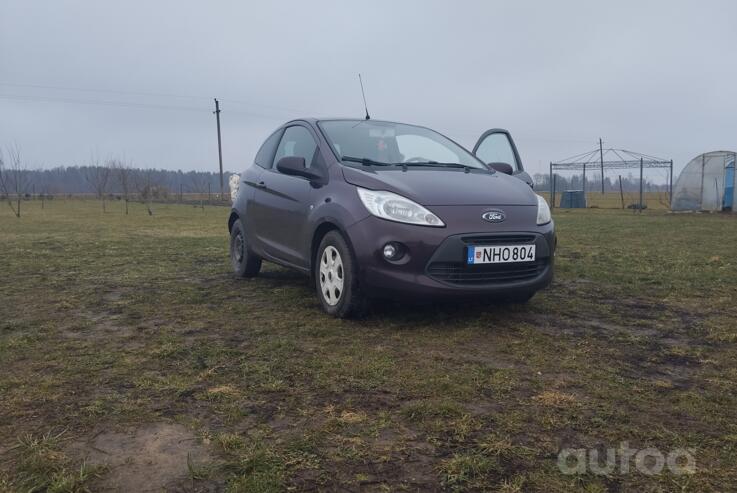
[340,156,393,166]
[401,161,477,172]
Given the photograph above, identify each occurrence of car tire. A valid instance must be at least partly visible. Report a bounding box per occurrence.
[315,230,365,318]
[230,219,261,278]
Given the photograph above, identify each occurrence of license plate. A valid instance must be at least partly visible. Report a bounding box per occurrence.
[467,245,536,264]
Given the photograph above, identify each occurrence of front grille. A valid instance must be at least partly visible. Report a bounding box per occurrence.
[461,234,535,245]
[427,259,547,285]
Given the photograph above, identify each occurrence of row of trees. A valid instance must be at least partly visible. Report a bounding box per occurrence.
[20,165,224,195]
[55,161,216,216]
[0,147,228,217]
[83,159,165,215]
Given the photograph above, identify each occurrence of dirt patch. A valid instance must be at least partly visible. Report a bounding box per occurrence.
[61,314,135,340]
[71,423,213,492]
[103,288,126,303]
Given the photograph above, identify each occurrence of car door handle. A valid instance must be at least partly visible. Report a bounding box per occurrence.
[256,181,266,188]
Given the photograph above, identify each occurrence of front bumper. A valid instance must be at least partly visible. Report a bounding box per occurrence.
[346,208,556,299]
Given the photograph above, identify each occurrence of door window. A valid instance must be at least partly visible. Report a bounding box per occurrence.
[475,133,518,170]
[273,126,318,169]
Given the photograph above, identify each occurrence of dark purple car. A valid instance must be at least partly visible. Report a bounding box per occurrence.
[228,118,555,317]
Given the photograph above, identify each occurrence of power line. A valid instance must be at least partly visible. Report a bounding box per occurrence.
[0,81,211,101]
[218,97,311,115]
[0,93,208,112]
[0,93,298,120]
[0,81,311,115]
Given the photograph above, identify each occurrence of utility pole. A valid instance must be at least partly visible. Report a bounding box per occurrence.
[639,157,644,213]
[582,162,587,197]
[549,162,554,209]
[669,160,674,208]
[599,138,605,194]
[214,98,224,199]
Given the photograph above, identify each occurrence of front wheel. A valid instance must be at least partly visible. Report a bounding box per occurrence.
[230,219,261,278]
[315,231,365,318]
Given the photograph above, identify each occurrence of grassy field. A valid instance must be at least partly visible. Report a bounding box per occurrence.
[540,191,672,210]
[1,199,736,492]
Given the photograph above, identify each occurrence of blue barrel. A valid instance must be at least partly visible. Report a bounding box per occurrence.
[560,190,587,208]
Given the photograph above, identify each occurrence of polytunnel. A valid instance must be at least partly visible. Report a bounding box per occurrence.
[671,151,736,211]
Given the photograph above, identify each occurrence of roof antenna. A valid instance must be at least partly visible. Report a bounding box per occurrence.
[358,73,370,120]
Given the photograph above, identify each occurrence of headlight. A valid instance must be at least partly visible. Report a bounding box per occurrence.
[536,194,551,225]
[356,187,445,227]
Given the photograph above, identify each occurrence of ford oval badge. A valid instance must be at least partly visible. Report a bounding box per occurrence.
[482,210,506,223]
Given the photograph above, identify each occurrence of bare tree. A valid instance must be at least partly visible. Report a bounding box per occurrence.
[36,173,48,210]
[112,159,133,215]
[84,156,111,212]
[188,172,209,210]
[0,145,32,218]
[133,168,159,216]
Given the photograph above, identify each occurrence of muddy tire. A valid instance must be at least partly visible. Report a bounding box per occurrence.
[230,219,261,278]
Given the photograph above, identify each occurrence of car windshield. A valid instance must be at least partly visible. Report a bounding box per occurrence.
[318,120,487,170]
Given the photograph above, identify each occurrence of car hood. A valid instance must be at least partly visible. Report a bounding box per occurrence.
[341,166,537,206]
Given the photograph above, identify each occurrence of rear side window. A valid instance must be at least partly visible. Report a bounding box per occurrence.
[273,126,318,168]
[254,129,283,168]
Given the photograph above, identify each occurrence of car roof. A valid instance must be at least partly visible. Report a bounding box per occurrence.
[284,117,409,126]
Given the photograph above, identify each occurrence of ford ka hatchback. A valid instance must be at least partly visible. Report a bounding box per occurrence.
[228,119,555,318]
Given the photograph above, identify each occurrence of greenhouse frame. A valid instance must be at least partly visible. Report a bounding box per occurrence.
[671,151,736,212]
[549,147,673,210]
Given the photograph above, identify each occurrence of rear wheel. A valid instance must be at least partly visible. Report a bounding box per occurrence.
[315,231,365,318]
[230,219,261,278]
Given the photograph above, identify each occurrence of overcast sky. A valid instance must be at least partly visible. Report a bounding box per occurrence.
[2,0,736,179]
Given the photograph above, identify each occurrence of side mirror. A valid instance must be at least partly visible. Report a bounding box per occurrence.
[276,156,324,182]
[487,162,514,175]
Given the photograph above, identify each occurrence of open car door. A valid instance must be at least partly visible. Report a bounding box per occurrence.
[472,129,533,187]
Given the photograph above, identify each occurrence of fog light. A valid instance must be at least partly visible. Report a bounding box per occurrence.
[383,243,398,259]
